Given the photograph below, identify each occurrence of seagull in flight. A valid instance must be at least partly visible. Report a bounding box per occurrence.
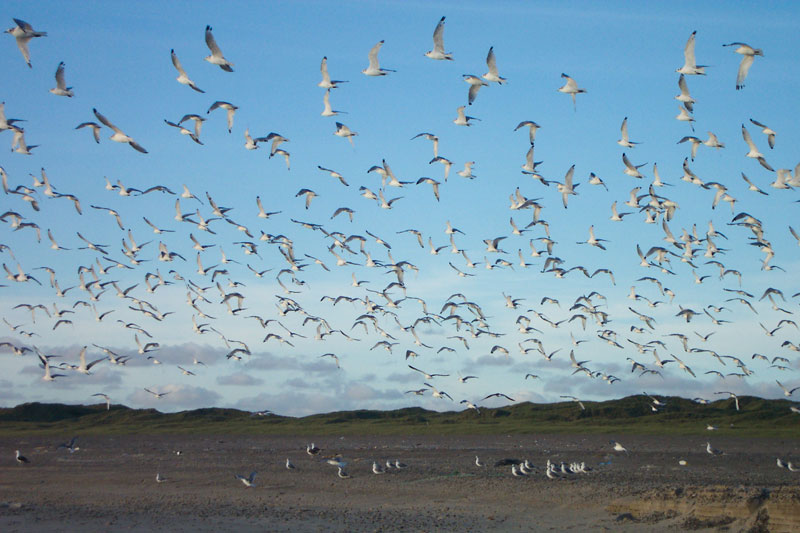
[483,392,515,402]
[235,471,257,487]
[424,382,453,401]
[49,62,73,97]
[204,25,234,72]
[714,391,740,411]
[722,42,763,90]
[318,56,348,89]
[207,101,238,133]
[92,393,111,410]
[92,108,148,153]
[617,117,640,148]
[144,388,170,400]
[749,118,776,149]
[425,17,452,60]
[171,49,204,93]
[408,365,449,379]
[557,74,586,110]
[482,46,506,83]
[453,106,479,126]
[776,380,800,398]
[741,124,774,171]
[5,18,47,68]
[334,122,357,144]
[362,40,395,76]
[676,31,707,75]
[561,395,586,410]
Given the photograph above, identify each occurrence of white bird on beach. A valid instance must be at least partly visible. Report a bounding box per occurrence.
[5,18,47,68]
[49,62,74,97]
[156,472,167,483]
[235,471,257,487]
[372,461,385,474]
[362,40,395,76]
[337,466,350,478]
[15,449,30,465]
[475,456,484,467]
[204,25,234,72]
[425,17,452,60]
[706,442,724,456]
[611,440,628,453]
[722,42,762,90]
[286,458,296,470]
[93,108,148,153]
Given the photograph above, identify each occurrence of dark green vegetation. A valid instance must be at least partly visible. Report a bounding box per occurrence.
[0,396,797,437]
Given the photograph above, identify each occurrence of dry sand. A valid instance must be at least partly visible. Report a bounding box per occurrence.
[1,434,799,532]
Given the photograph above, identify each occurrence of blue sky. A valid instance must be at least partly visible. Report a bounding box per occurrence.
[1,1,799,415]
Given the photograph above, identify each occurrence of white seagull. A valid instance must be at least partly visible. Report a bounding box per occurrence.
[722,42,763,90]
[453,106,479,126]
[93,108,148,153]
[49,62,74,97]
[170,49,205,92]
[483,46,506,83]
[617,117,640,148]
[5,18,47,68]
[318,56,347,89]
[334,122,357,144]
[425,17,452,60]
[362,40,395,76]
[207,101,238,133]
[557,74,586,110]
[676,31,706,75]
[204,25,234,72]
[235,471,257,487]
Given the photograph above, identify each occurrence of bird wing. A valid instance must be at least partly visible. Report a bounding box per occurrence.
[736,54,755,88]
[93,109,122,134]
[205,26,223,56]
[320,56,331,83]
[55,62,67,89]
[367,41,383,69]
[683,31,697,67]
[432,17,445,52]
[486,47,498,76]
[170,49,187,75]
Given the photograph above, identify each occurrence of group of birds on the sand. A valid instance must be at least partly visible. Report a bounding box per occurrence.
[0,12,799,423]
[14,436,799,485]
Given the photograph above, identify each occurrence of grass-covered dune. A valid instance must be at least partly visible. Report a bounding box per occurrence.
[0,396,798,437]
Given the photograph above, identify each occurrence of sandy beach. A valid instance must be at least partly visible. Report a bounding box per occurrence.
[1,434,799,531]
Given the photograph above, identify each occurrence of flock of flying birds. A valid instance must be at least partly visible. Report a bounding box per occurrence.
[1,14,799,426]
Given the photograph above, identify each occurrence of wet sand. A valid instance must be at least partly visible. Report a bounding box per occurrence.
[1,434,799,531]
